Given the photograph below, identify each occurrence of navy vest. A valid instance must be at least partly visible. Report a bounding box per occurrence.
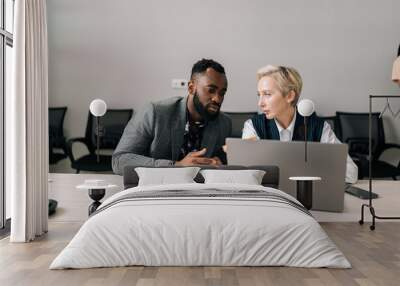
[251,111,324,142]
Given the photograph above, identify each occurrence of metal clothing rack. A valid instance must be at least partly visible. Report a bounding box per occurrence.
[359,95,400,230]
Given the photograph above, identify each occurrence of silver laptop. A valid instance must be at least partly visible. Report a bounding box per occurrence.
[226,138,348,212]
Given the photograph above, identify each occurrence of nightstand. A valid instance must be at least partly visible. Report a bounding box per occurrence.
[289,176,321,210]
[77,179,118,215]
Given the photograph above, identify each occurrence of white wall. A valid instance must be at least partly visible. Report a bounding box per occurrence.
[47,0,400,142]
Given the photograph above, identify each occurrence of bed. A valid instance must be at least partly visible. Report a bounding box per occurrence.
[50,165,350,269]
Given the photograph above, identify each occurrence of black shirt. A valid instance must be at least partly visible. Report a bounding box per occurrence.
[178,119,206,160]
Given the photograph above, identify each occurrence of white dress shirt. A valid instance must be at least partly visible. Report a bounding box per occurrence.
[242,113,358,183]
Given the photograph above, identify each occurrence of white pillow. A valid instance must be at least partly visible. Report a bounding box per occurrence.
[135,167,201,186]
[200,169,266,185]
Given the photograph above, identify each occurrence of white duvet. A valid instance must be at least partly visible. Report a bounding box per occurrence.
[50,183,350,269]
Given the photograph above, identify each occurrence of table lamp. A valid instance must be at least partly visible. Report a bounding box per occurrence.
[89,99,107,163]
[297,99,315,162]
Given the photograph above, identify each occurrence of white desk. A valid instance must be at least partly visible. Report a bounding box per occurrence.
[312,180,400,222]
[49,174,400,223]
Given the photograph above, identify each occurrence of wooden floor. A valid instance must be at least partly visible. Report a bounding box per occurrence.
[1,222,399,286]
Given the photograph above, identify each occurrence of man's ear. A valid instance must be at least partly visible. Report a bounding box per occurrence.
[286,90,296,105]
[188,80,195,95]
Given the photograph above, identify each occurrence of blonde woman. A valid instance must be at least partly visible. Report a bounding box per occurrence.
[242,65,358,183]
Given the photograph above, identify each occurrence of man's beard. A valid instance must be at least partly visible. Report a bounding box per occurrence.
[193,91,220,122]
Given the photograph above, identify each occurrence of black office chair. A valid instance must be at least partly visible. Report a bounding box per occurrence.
[49,107,68,164]
[224,111,258,138]
[336,112,400,179]
[67,109,133,173]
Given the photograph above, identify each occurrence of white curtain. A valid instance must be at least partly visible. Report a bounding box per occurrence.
[8,0,49,242]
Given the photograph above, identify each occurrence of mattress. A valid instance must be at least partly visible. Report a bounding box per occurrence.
[50,183,350,269]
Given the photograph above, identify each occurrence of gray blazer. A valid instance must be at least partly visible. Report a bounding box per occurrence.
[112,96,232,175]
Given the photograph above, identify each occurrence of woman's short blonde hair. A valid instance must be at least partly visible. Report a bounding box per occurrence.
[256,65,303,106]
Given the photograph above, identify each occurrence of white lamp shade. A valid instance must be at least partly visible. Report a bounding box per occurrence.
[89,99,107,117]
[297,99,315,117]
